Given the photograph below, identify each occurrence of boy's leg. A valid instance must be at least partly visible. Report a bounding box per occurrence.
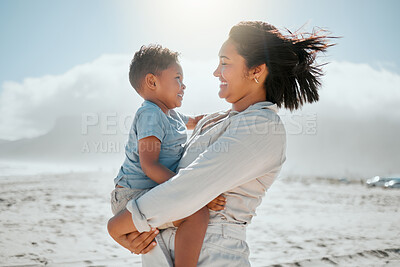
[173,206,209,267]
[110,188,149,215]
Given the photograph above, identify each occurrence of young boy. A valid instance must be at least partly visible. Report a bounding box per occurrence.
[110,45,224,267]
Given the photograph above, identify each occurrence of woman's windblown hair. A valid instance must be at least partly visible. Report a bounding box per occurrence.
[229,21,335,111]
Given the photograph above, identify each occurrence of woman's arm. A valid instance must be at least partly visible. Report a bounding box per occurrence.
[125,112,286,232]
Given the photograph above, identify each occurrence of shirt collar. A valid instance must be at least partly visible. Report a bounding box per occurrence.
[142,100,159,108]
[142,100,171,116]
[229,101,278,116]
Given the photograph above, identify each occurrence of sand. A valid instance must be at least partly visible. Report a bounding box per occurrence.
[0,172,399,267]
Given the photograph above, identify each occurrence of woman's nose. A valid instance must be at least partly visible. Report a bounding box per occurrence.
[182,83,186,90]
[213,65,220,77]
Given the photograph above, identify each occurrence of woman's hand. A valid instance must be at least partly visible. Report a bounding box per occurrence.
[206,194,226,211]
[126,230,159,254]
[107,209,159,254]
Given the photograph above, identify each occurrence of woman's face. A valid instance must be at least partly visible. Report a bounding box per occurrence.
[213,40,253,104]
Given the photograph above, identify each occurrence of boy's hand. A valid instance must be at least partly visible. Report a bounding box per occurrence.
[186,114,206,130]
[207,194,226,211]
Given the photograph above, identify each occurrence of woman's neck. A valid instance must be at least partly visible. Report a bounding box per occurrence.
[231,91,267,112]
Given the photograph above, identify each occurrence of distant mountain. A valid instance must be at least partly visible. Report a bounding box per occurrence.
[1,113,399,178]
[0,116,128,165]
[0,139,11,145]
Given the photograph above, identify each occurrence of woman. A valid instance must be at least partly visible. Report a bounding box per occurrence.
[108,21,332,266]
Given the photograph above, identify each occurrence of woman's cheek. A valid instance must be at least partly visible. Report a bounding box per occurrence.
[220,66,228,79]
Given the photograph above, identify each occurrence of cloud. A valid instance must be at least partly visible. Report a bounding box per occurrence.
[0,55,399,177]
[315,61,400,118]
[0,55,229,140]
[280,61,400,178]
[0,54,136,140]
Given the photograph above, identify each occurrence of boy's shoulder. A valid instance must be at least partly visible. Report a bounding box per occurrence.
[130,101,165,131]
[131,101,167,134]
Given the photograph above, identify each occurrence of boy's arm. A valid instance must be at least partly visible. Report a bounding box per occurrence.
[139,136,175,184]
[186,115,206,130]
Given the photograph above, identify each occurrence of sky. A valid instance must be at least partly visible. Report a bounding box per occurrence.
[1,0,399,85]
[0,0,399,177]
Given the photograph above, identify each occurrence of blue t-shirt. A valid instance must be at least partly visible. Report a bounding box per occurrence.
[114,100,190,189]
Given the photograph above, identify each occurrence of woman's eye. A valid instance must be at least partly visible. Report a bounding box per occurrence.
[221,63,227,66]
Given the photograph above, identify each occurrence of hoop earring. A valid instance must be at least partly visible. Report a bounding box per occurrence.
[254,77,259,84]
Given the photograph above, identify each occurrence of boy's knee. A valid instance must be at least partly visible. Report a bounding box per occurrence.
[197,206,209,224]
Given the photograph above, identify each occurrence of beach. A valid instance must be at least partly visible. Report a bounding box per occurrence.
[0,171,399,267]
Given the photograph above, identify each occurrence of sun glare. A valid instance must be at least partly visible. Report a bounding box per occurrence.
[119,0,256,60]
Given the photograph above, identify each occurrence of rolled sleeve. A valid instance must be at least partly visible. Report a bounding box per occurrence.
[130,112,286,230]
[126,198,152,232]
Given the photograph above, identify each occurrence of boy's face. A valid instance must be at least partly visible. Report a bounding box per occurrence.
[155,62,186,110]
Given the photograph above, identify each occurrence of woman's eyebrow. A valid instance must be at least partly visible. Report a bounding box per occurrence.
[219,55,230,60]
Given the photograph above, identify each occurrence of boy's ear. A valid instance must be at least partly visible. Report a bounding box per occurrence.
[144,73,157,90]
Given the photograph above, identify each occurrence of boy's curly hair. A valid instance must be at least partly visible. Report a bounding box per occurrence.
[129,44,180,92]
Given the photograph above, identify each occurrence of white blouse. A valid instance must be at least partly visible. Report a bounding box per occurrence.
[127,101,286,232]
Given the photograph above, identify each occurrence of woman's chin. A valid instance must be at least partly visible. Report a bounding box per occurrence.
[219,92,234,103]
[218,90,227,99]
